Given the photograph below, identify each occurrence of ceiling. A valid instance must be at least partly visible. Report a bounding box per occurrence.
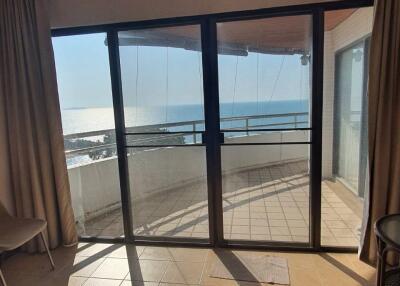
[118,8,357,56]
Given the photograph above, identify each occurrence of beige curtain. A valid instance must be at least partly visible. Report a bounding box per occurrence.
[0,0,77,251]
[359,0,400,265]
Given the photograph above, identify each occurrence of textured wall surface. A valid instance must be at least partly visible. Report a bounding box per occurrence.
[50,0,340,28]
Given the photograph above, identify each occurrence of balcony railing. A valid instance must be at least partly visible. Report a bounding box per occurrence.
[64,111,308,164]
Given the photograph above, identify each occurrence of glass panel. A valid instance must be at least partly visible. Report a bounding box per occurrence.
[217,15,312,130]
[222,145,310,243]
[217,15,312,244]
[335,42,365,190]
[321,7,373,247]
[119,25,209,240]
[128,147,209,239]
[118,25,205,132]
[53,33,123,238]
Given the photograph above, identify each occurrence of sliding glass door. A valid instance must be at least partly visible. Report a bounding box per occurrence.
[216,15,313,244]
[53,9,327,248]
[53,33,124,238]
[117,25,210,241]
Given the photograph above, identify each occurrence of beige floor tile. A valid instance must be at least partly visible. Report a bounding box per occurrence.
[250,234,271,240]
[140,247,174,261]
[325,220,348,229]
[230,233,251,240]
[231,225,250,234]
[169,248,209,262]
[250,226,270,235]
[161,261,205,284]
[267,212,286,219]
[231,218,250,226]
[250,219,268,226]
[126,260,169,282]
[121,281,158,286]
[270,226,290,235]
[68,276,87,286]
[287,220,307,227]
[289,227,308,236]
[91,258,129,279]
[107,245,145,259]
[271,235,292,241]
[71,256,105,277]
[76,243,115,257]
[82,278,122,286]
[268,219,287,227]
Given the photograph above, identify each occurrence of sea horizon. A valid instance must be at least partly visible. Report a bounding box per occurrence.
[61,99,309,135]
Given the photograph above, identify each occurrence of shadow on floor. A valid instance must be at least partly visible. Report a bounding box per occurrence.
[213,249,263,286]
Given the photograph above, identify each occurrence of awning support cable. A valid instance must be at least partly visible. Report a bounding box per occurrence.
[264,55,285,114]
[165,47,169,123]
[230,56,239,128]
[135,46,139,126]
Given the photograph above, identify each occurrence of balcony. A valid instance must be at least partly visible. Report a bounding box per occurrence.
[64,112,363,247]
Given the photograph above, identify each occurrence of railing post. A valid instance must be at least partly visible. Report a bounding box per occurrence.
[246,118,249,136]
[193,122,196,144]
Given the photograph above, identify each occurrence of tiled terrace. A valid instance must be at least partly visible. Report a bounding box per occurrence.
[80,161,362,247]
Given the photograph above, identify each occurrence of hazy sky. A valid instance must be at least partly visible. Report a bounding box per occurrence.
[53,33,310,110]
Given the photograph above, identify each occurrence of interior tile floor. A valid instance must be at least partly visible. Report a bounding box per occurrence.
[1,243,375,286]
[81,161,362,247]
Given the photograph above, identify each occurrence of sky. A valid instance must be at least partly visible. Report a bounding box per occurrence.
[52,32,310,110]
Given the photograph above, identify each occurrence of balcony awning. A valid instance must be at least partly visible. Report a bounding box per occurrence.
[115,9,355,56]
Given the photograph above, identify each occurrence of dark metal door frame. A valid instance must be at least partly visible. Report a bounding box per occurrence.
[206,9,323,251]
[52,0,373,252]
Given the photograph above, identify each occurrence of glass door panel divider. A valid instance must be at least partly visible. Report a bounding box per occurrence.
[310,9,324,249]
[201,18,224,246]
[107,30,135,242]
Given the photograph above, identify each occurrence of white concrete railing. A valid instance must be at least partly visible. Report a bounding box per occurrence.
[68,130,309,223]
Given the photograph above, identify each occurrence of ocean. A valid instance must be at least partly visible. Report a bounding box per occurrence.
[62,100,309,166]
[61,100,309,135]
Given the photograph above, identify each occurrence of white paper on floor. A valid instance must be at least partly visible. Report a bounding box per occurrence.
[210,253,290,285]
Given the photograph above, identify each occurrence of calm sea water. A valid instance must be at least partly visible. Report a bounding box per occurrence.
[61,100,309,135]
[62,100,309,166]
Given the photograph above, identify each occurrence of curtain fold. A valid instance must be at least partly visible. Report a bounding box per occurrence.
[359,0,400,265]
[0,0,77,252]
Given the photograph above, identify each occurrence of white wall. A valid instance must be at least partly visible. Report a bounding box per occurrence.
[50,0,341,28]
[321,7,373,179]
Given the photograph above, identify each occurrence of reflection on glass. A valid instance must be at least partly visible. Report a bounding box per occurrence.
[221,145,310,242]
[119,25,209,240]
[217,15,312,244]
[118,25,205,132]
[127,147,209,239]
[53,33,123,238]
[335,42,365,191]
[322,41,367,247]
[321,7,372,247]
[217,15,312,130]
